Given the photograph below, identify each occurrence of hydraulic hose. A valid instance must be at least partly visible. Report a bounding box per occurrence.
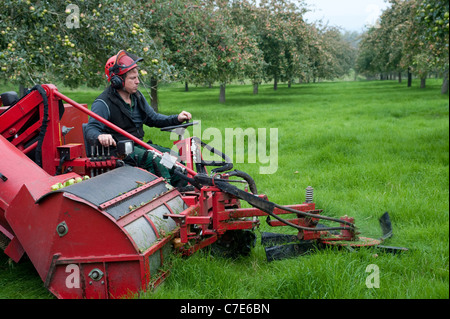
[173,167,202,190]
[226,170,258,194]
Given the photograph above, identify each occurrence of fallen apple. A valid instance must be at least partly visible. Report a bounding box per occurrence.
[50,182,64,191]
[65,179,75,187]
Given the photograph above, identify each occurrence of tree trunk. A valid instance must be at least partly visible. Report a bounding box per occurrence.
[150,77,158,112]
[253,83,258,95]
[398,72,402,83]
[185,81,189,92]
[441,68,449,94]
[219,83,226,103]
[420,77,426,89]
[288,80,291,88]
[273,76,278,91]
[407,68,412,87]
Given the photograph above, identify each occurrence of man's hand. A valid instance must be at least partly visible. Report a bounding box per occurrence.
[177,111,192,123]
[98,134,117,147]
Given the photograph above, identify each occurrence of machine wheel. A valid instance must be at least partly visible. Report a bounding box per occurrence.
[209,229,256,259]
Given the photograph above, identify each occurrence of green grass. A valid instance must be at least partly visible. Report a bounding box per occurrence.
[1,79,448,299]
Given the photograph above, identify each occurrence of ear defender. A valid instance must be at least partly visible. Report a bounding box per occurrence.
[109,55,124,89]
[110,73,124,90]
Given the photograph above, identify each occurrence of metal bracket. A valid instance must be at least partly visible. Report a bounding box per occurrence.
[160,152,178,169]
[88,268,104,281]
[56,221,68,237]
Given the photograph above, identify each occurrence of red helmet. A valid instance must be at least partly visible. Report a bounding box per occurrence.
[105,50,143,82]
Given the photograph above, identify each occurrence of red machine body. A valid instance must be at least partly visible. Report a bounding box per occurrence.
[0,84,388,299]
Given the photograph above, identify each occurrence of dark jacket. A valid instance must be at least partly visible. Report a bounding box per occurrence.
[85,86,179,145]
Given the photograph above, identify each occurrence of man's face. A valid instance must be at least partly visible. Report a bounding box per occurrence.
[123,68,140,94]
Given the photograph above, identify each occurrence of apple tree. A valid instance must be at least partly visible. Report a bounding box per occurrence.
[416,0,449,93]
[0,0,171,102]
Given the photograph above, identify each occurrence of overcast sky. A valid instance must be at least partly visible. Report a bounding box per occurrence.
[302,0,391,32]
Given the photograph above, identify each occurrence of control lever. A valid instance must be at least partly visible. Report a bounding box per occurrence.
[160,120,198,140]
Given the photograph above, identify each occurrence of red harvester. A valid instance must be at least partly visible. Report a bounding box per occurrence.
[0,84,405,298]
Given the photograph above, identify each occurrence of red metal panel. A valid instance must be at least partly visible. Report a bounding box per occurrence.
[0,135,50,205]
[47,261,84,299]
[46,258,145,299]
[4,185,60,280]
[0,90,42,138]
[81,263,107,299]
[5,183,149,298]
[3,236,24,263]
[59,104,89,157]
[105,260,144,298]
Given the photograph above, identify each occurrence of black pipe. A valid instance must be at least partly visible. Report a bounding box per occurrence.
[173,168,202,190]
[32,85,49,167]
[226,170,258,194]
